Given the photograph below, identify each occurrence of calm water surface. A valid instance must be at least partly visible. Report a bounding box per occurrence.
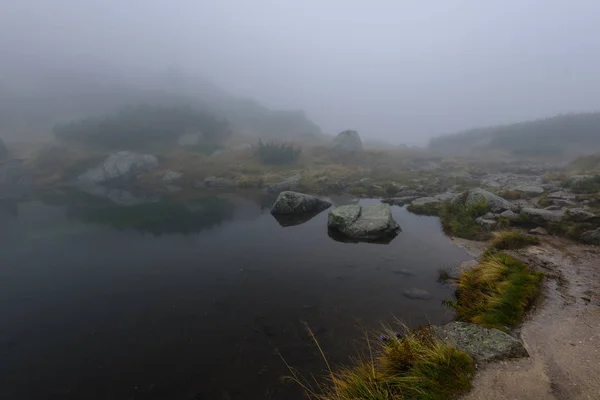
[0,193,471,400]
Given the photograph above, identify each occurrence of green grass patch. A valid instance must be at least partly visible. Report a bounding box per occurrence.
[286,325,473,400]
[449,253,543,331]
[490,231,541,250]
[407,202,442,216]
[439,201,488,240]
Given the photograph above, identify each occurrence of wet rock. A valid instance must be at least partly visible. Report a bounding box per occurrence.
[566,208,597,221]
[530,227,549,235]
[332,130,363,152]
[581,228,600,245]
[266,174,301,194]
[511,185,545,196]
[432,322,528,363]
[521,207,565,223]
[403,288,432,300]
[452,188,517,213]
[76,151,158,185]
[270,191,331,215]
[328,203,400,241]
[162,170,182,183]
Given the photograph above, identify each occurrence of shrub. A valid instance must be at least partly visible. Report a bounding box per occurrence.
[54,105,231,150]
[491,231,541,250]
[255,139,301,165]
[449,253,543,331]
[286,325,473,400]
[439,201,488,240]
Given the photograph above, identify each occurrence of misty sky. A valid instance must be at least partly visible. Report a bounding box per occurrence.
[3,0,600,144]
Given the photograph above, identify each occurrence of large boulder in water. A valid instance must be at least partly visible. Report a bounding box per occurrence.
[76,151,158,186]
[332,130,363,152]
[328,204,400,241]
[432,322,528,363]
[452,188,517,213]
[270,191,331,215]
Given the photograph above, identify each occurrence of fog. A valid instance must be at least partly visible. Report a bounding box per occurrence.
[2,0,600,144]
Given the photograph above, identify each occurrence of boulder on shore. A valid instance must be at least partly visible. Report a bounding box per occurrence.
[270,191,331,215]
[452,188,517,213]
[432,322,528,363]
[332,130,363,152]
[328,203,400,241]
[76,151,158,186]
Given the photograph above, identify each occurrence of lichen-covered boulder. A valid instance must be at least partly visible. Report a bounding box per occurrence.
[566,208,597,221]
[452,188,517,213]
[328,204,400,241]
[270,191,331,215]
[332,130,363,152]
[521,207,565,223]
[432,322,528,363]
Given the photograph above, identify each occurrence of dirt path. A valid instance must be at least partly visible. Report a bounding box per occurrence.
[457,237,600,400]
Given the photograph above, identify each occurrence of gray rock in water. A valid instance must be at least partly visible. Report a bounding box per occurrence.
[328,203,400,241]
[403,288,432,300]
[521,207,565,222]
[266,174,302,194]
[452,188,517,213]
[271,191,331,215]
[77,151,158,185]
[530,227,549,235]
[511,185,545,196]
[581,228,600,245]
[566,208,597,221]
[162,170,183,183]
[432,322,528,363]
[332,130,363,152]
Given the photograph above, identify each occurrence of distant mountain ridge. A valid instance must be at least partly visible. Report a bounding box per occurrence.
[0,67,321,140]
[428,112,600,157]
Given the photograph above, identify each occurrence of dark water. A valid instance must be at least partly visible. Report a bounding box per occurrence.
[0,192,471,400]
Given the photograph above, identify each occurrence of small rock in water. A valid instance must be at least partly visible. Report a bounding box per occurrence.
[403,288,433,300]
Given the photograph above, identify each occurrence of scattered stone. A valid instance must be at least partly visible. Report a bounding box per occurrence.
[328,203,400,241]
[266,174,302,194]
[452,188,518,213]
[402,288,432,300]
[521,207,565,222]
[547,191,577,201]
[76,151,158,185]
[162,170,182,183]
[482,212,496,220]
[270,191,331,215]
[332,130,363,152]
[581,228,600,245]
[511,185,545,196]
[499,210,519,220]
[432,322,528,363]
[544,205,563,211]
[381,196,420,206]
[566,208,597,221]
[475,217,497,228]
[529,227,549,235]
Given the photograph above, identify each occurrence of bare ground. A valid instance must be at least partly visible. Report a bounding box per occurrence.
[455,236,600,400]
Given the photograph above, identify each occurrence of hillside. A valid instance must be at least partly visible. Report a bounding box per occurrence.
[0,67,321,141]
[429,112,600,158]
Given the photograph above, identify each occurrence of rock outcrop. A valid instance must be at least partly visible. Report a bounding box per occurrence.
[452,188,517,213]
[76,151,158,186]
[328,204,400,241]
[432,322,528,363]
[270,191,331,215]
[332,130,363,152]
